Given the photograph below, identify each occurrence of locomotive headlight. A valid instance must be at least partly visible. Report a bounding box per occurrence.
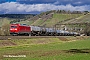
[15,29,17,30]
[10,29,13,30]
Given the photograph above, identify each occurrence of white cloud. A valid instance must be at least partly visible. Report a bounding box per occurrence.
[54,1,60,5]
[74,1,82,4]
[0,2,90,14]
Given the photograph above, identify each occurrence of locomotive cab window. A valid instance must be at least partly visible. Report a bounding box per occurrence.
[11,26,17,28]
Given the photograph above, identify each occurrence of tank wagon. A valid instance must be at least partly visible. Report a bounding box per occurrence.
[10,24,80,36]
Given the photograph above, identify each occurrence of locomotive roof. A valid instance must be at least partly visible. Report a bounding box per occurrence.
[11,24,29,26]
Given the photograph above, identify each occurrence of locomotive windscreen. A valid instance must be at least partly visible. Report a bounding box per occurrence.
[11,26,17,28]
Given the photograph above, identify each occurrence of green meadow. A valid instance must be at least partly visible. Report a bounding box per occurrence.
[0,37,90,60]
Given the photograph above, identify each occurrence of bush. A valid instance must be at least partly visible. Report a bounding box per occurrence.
[1,23,10,36]
[84,26,90,36]
[0,28,2,36]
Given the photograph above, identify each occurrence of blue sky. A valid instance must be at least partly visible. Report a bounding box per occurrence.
[6,0,16,2]
[0,0,90,14]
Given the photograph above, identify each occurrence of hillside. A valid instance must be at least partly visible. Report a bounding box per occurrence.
[59,13,90,24]
[19,11,85,27]
[0,10,89,27]
[0,14,36,27]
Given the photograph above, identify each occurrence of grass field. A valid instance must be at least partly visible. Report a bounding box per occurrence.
[0,36,90,60]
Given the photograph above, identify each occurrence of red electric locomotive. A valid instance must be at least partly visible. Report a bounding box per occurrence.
[10,24,31,36]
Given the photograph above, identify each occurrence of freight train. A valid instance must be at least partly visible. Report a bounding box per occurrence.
[10,24,80,36]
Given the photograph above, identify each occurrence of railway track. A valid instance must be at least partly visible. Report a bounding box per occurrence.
[0,36,69,40]
[0,36,89,40]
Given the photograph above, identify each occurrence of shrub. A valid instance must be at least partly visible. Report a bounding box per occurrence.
[84,26,90,36]
[1,23,10,36]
